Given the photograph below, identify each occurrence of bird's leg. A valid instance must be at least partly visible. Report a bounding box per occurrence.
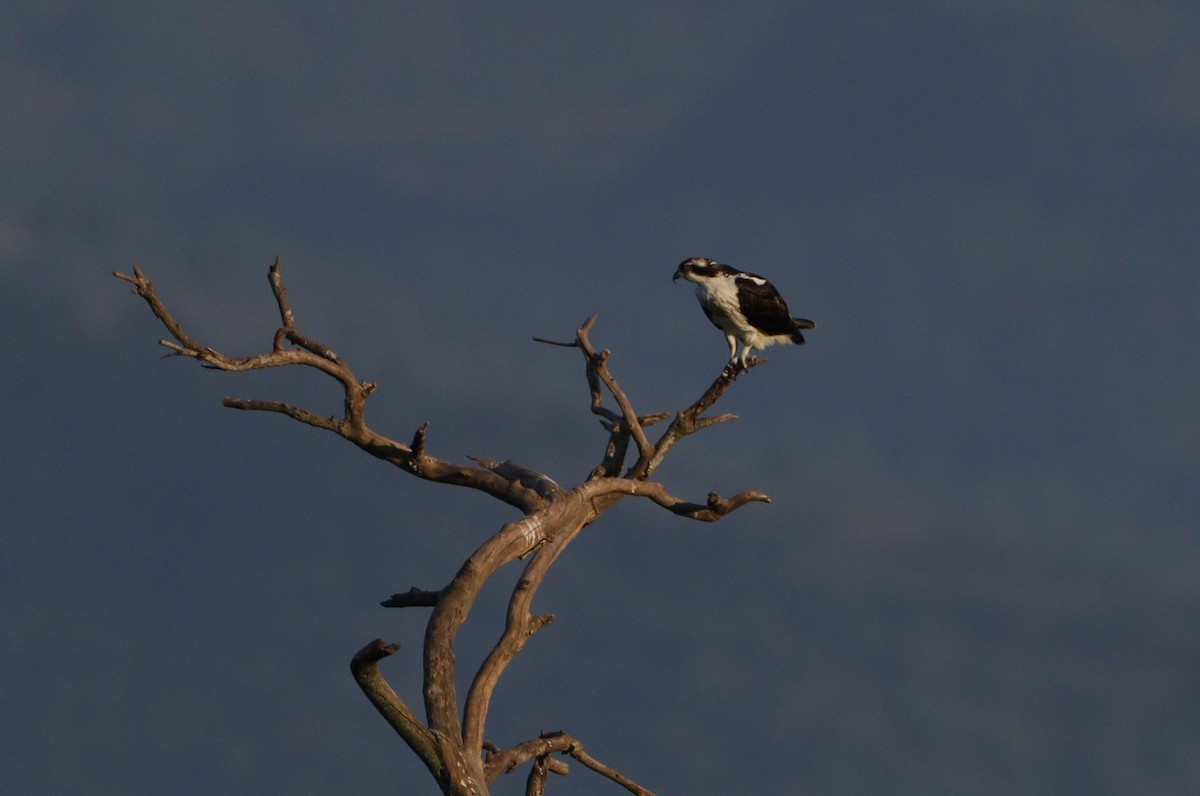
[721,335,742,377]
[717,339,752,378]
[725,334,739,366]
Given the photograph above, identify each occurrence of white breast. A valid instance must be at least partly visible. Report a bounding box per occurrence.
[694,277,752,336]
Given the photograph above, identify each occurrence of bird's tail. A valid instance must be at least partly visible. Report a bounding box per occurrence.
[791,317,815,345]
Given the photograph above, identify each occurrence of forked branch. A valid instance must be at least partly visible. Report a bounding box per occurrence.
[535,316,747,482]
[114,260,547,514]
[351,639,444,782]
[488,731,657,796]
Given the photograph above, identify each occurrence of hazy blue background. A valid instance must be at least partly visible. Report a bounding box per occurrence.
[4,3,1197,794]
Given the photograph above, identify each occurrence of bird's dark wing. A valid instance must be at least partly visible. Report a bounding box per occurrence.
[735,276,798,336]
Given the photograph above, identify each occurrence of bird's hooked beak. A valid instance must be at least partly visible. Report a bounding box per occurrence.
[672,266,684,282]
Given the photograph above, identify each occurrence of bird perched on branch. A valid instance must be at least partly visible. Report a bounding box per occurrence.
[673,257,815,371]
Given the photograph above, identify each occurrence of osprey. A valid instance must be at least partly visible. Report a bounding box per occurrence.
[673,257,815,370]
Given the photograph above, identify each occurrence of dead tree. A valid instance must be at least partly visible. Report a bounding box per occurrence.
[115,258,772,796]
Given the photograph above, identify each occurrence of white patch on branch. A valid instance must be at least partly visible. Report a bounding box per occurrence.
[518,514,545,550]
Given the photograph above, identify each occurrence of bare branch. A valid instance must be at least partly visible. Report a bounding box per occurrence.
[462,535,561,753]
[525,755,569,796]
[541,315,752,483]
[589,417,631,481]
[573,317,655,471]
[420,507,581,766]
[115,266,208,354]
[459,471,765,760]
[464,601,556,753]
[588,410,672,481]
[541,316,669,479]
[454,351,768,762]
[632,358,763,480]
[350,639,445,782]
[266,254,296,330]
[284,328,343,363]
[468,456,565,501]
[488,731,656,795]
[221,397,343,433]
[564,736,657,796]
[577,477,770,522]
[525,757,549,796]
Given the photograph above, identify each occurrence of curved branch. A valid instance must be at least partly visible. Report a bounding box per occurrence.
[351,639,445,782]
[463,599,555,754]
[461,546,562,753]
[579,477,771,521]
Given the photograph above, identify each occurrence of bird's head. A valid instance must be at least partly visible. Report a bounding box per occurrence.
[673,257,720,283]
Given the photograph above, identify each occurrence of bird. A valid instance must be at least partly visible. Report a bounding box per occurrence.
[673,257,815,370]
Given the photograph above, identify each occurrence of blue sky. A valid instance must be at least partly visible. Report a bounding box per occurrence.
[3,3,1198,794]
